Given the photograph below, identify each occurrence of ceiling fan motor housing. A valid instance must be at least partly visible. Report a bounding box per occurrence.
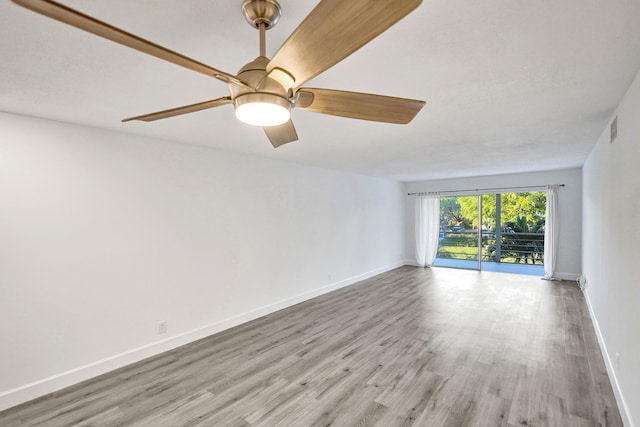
[230,56,292,112]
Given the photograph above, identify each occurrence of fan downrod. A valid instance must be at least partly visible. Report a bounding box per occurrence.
[241,0,282,30]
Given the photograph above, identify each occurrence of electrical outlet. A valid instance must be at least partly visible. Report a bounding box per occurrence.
[157,321,167,335]
[577,275,588,291]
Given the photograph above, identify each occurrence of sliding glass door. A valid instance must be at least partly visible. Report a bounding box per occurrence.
[433,192,546,275]
[481,192,546,274]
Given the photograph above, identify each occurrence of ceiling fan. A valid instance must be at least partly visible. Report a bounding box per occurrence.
[12,0,426,148]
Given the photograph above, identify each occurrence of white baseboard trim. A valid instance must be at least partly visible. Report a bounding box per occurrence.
[554,271,580,281]
[583,291,635,427]
[0,261,403,412]
[403,259,420,267]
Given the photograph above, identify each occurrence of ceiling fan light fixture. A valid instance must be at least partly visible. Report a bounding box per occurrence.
[234,93,291,127]
[13,0,425,147]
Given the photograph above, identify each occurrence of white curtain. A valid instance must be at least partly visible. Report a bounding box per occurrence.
[544,185,559,279]
[415,195,440,267]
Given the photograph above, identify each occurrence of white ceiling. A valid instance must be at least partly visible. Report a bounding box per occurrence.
[2,0,640,181]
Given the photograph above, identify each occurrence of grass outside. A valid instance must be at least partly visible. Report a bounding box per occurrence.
[437,244,544,265]
[437,245,478,260]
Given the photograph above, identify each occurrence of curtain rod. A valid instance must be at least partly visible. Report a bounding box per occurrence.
[407,184,564,196]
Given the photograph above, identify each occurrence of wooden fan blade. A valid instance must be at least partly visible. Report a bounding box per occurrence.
[11,0,246,87]
[296,88,425,124]
[263,120,298,148]
[122,97,231,122]
[266,0,422,89]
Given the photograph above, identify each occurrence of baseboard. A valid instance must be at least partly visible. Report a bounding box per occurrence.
[0,261,403,412]
[554,271,580,281]
[583,291,635,427]
[403,259,420,266]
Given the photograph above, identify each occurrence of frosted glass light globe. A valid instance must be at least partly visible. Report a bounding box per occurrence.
[234,93,291,127]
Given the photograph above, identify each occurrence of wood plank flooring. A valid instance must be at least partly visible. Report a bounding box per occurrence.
[0,266,622,426]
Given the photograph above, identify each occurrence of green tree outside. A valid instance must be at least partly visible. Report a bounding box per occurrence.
[443,192,545,231]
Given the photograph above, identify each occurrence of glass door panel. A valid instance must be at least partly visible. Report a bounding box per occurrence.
[434,196,481,270]
[480,192,546,275]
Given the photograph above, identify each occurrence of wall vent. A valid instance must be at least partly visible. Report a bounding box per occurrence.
[611,116,618,143]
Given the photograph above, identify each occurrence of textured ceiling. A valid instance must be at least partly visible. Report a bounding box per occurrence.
[2,0,640,181]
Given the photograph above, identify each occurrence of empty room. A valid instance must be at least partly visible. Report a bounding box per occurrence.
[1,0,639,426]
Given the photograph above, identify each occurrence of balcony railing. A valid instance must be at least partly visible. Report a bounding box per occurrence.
[437,231,545,264]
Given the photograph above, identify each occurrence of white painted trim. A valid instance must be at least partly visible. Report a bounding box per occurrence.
[0,261,403,412]
[403,259,420,266]
[553,271,580,281]
[584,291,635,427]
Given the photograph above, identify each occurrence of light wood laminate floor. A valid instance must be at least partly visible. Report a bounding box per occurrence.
[0,266,622,426]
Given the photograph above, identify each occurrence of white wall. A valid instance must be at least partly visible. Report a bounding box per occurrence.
[582,68,640,427]
[404,168,583,279]
[0,112,406,410]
